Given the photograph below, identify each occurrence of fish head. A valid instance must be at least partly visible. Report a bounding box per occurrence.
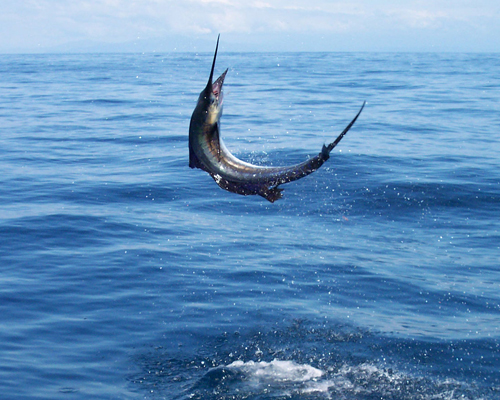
[195,34,227,130]
[198,68,228,127]
[189,36,227,170]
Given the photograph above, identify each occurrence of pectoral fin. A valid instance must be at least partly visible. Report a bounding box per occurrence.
[210,123,223,162]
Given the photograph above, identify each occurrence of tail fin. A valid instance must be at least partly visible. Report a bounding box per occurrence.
[323,101,366,157]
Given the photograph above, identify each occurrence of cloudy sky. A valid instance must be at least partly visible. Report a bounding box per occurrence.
[1,0,499,53]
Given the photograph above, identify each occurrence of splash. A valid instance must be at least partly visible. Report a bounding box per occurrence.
[226,359,324,384]
[191,360,481,400]
[195,359,327,398]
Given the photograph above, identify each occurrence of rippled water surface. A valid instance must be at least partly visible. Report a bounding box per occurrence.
[0,51,499,399]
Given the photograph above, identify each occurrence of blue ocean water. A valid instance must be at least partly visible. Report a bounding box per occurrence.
[0,50,499,399]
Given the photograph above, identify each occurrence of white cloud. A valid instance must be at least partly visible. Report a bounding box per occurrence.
[0,0,498,52]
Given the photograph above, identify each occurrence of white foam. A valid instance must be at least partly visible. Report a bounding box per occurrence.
[297,363,400,398]
[204,360,476,399]
[226,359,324,384]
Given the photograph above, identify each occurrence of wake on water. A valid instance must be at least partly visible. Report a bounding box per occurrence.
[133,323,494,400]
[188,360,482,400]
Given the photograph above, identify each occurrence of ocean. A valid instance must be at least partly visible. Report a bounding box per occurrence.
[0,50,499,399]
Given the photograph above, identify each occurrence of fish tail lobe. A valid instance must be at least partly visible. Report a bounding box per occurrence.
[324,101,366,156]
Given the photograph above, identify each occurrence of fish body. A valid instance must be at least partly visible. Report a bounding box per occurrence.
[189,36,365,202]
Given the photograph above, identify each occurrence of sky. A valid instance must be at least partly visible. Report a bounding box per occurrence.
[0,0,499,53]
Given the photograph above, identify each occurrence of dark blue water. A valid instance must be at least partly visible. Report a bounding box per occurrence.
[0,51,499,399]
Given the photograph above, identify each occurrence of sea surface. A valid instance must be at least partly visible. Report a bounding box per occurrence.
[0,50,499,399]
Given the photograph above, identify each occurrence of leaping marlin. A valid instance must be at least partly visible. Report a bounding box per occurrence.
[189,36,365,203]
